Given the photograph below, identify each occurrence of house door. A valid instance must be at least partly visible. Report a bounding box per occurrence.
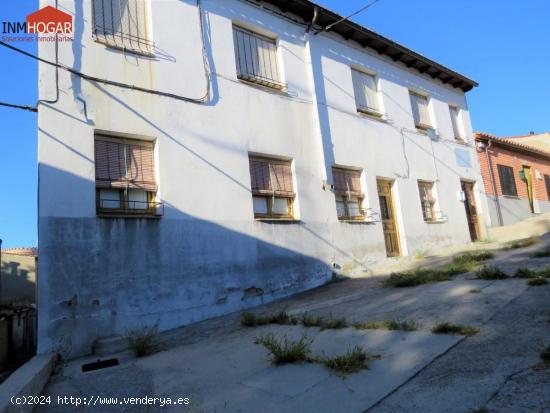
[377,179,400,257]
[461,180,480,241]
[523,166,534,213]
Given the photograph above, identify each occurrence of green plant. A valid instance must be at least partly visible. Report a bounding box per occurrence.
[476,266,508,280]
[321,345,379,376]
[531,249,550,258]
[475,237,495,244]
[270,310,299,325]
[241,312,269,327]
[353,321,382,330]
[125,326,158,357]
[515,267,550,279]
[255,333,312,364]
[432,322,479,337]
[301,313,325,327]
[320,317,348,330]
[506,237,538,250]
[241,311,298,327]
[455,250,494,263]
[468,408,489,413]
[528,277,548,286]
[384,320,418,331]
[385,268,453,287]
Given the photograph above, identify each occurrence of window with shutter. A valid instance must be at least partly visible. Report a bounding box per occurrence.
[418,181,436,221]
[249,156,295,219]
[233,25,286,90]
[351,69,382,117]
[497,164,518,197]
[333,167,365,220]
[449,105,464,141]
[410,91,432,130]
[545,175,550,201]
[92,0,154,55]
[95,135,158,216]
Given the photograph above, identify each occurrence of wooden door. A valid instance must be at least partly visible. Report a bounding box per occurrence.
[377,179,400,257]
[461,181,480,241]
[523,166,534,213]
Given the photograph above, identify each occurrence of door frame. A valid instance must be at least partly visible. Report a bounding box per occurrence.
[376,178,402,257]
[460,179,480,242]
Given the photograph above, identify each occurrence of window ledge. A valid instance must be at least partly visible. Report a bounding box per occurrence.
[424,219,447,224]
[255,218,302,224]
[93,37,155,58]
[97,214,161,219]
[502,195,521,200]
[357,110,387,123]
[237,77,288,95]
[339,219,376,225]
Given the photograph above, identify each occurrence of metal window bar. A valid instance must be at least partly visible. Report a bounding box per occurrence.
[98,198,163,215]
[92,0,155,55]
[233,26,286,90]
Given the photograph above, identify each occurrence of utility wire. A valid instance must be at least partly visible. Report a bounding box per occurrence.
[315,0,380,34]
[0,101,37,112]
[0,0,210,111]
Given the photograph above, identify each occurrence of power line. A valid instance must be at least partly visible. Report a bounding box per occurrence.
[315,0,381,34]
[0,101,37,112]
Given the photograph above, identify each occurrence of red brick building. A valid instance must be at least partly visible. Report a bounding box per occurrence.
[476,132,550,226]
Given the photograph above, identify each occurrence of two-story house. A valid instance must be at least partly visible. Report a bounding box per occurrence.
[37,0,486,357]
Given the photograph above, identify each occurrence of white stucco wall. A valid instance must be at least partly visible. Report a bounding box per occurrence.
[37,0,488,357]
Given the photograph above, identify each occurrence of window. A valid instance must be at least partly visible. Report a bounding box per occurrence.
[233,25,286,90]
[94,135,158,216]
[497,164,518,197]
[449,105,464,141]
[333,167,365,220]
[92,0,154,55]
[410,91,432,130]
[249,156,295,219]
[418,181,436,222]
[351,69,382,117]
[544,175,550,200]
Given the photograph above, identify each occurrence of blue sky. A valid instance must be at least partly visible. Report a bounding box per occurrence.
[1,0,549,248]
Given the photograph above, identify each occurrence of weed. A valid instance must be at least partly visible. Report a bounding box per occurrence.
[528,278,548,286]
[320,317,348,330]
[241,311,298,327]
[386,268,453,287]
[469,408,489,413]
[476,266,508,280]
[475,237,495,244]
[301,313,325,327]
[321,345,380,376]
[255,333,312,364]
[531,249,550,258]
[413,249,429,259]
[515,267,550,279]
[469,289,481,294]
[353,320,417,331]
[125,326,158,357]
[432,322,479,337]
[506,237,538,250]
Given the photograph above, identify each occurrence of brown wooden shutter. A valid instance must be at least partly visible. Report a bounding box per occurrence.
[333,168,362,196]
[249,157,294,197]
[95,136,157,191]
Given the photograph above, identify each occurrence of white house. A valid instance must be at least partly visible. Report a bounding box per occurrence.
[37,0,486,357]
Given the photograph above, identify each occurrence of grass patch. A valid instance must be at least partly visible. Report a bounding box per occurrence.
[301,313,325,327]
[431,322,479,337]
[505,237,538,250]
[476,266,508,280]
[320,317,348,330]
[469,408,489,413]
[528,277,548,286]
[241,311,298,327]
[125,326,158,357]
[353,320,417,331]
[386,268,453,287]
[255,333,312,364]
[515,267,550,279]
[321,345,379,376]
[531,249,550,258]
[469,288,481,294]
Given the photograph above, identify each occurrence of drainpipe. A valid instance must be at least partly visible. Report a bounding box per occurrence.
[484,140,504,226]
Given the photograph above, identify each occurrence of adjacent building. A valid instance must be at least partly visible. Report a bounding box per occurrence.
[37,0,486,357]
[476,132,550,226]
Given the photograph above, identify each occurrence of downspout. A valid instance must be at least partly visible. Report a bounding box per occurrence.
[484,139,504,226]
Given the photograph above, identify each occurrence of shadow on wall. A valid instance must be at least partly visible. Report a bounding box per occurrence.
[38,164,335,358]
[0,256,36,305]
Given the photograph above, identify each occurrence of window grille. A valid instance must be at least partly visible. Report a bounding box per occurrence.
[352,69,382,116]
[92,0,154,55]
[233,25,286,90]
[249,156,295,219]
[497,164,518,197]
[333,167,365,220]
[410,92,432,129]
[418,181,436,221]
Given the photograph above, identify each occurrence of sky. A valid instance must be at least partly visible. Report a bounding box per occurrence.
[1,0,549,248]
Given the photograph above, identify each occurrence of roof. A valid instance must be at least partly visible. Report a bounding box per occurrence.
[475,132,550,161]
[503,132,550,154]
[246,0,478,92]
[1,247,38,257]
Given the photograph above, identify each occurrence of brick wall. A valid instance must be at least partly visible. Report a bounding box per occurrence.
[476,141,550,201]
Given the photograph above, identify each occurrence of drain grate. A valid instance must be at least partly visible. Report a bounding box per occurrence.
[81,358,119,372]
